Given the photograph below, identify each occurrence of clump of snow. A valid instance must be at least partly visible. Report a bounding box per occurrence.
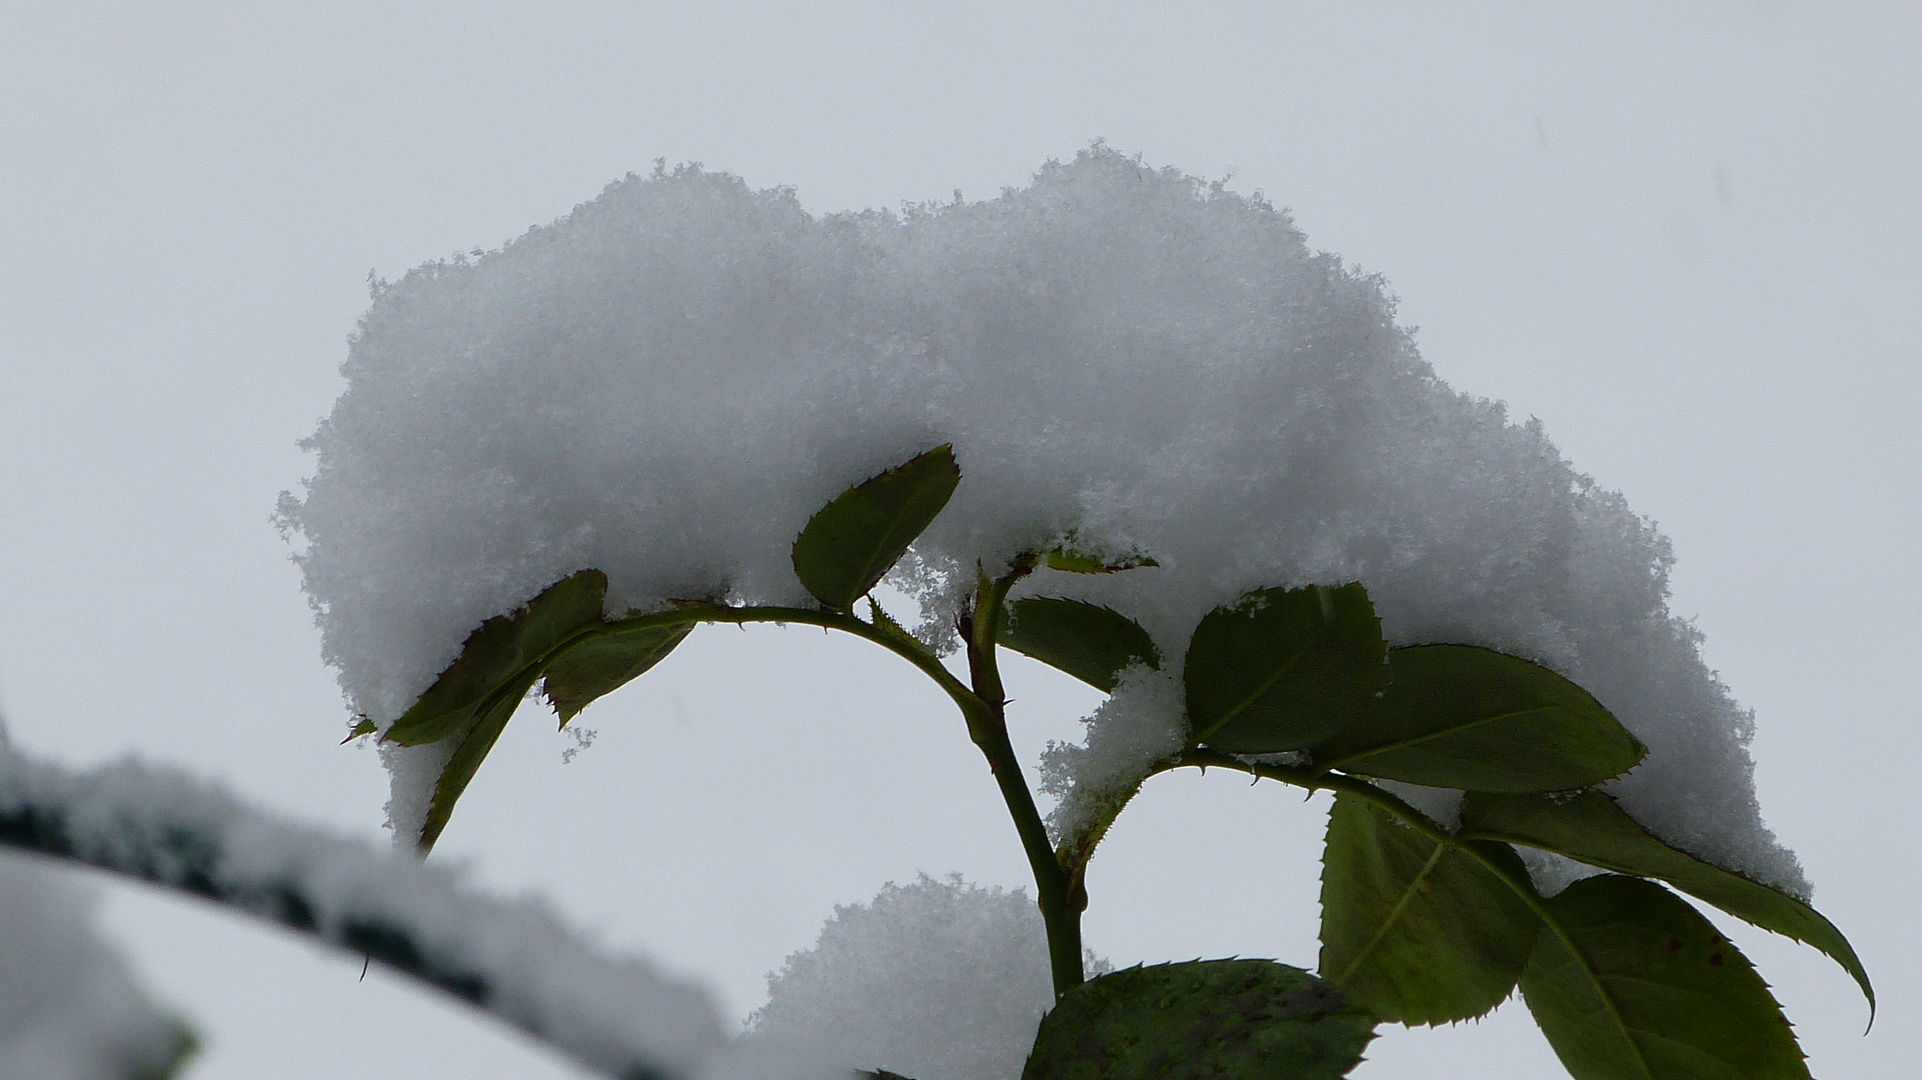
[280,146,1804,893]
[0,741,725,1080]
[1039,664,1187,847]
[748,873,1105,1080]
[0,856,193,1080]
[1375,781,1465,832]
[378,739,455,848]
[1517,848,1607,899]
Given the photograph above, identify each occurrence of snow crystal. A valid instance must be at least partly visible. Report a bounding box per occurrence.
[748,873,1105,1080]
[1039,663,1187,847]
[0,855,192,1080]
[281,146,1804,893]
[0,742,725,1080]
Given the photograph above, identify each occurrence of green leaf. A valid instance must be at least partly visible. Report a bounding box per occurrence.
[999,597,1160,692]
[1312,645,1645,792]
[1520,874,1810,1080]
[1184,584,1388,753]
[1041,538,1158,575]
[418,665,541,851]
[1461,790,1872,1012]
[1319,793,1539,1025]
[384,570,609,746]
[380,570,621,850]
[791,445,961,611]
[1022,960,1377,1080]
[542,620,694,724]
[342,717,377,743]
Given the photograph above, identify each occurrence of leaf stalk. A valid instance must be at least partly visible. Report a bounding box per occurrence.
[961,559,1086,998]
[591,583,1087,996]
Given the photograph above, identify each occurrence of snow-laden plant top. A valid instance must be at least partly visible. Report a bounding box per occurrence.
[285,148,1784,886]
[274,148,1867,1080]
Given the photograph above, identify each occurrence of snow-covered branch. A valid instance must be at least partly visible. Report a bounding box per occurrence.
[0,743,726,1080]
[0,854,194,1080]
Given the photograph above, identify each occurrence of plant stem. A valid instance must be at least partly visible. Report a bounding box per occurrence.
[962,561,1085,998]
[691,603,978,704]
[600,588,1088,995]
[1177,748,1450,839]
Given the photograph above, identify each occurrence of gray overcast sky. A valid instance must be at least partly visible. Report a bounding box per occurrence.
[2,3,1916,1077]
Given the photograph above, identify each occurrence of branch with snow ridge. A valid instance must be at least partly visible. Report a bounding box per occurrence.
[0,744,725,1080]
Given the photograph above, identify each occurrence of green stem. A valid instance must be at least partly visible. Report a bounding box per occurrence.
[1177,748,1446,833]
[588,602,979,712]
[962,560,1084,998]
[691,603,978,706]
[587,589,1086,995]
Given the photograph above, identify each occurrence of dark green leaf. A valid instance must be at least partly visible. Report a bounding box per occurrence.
[1461,790,1872,1011]
[418,665,542,851]
[999,598,1160,692]
[542,621,694,724]
[791,445,960,611]
[1521,875,1809,1080]
[342,717,377,743]
[384,571,608,746]
[1041,539,1158,575]
[383,570,615,850]
[1319,793,1539,1024]
[1022,960,1376,1080]
[1185,584,1388,753]
[1313,645,1644,791]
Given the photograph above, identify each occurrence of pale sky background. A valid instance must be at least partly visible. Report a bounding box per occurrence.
[2,3,1917,1077]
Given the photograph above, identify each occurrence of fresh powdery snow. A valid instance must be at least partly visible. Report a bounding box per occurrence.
[750,874,1105,1080]
[281,146,1806,899]
[1038,664,1188,848]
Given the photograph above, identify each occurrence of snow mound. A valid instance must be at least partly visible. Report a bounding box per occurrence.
[748,873,1100,1080]
[281,146,1804,894]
